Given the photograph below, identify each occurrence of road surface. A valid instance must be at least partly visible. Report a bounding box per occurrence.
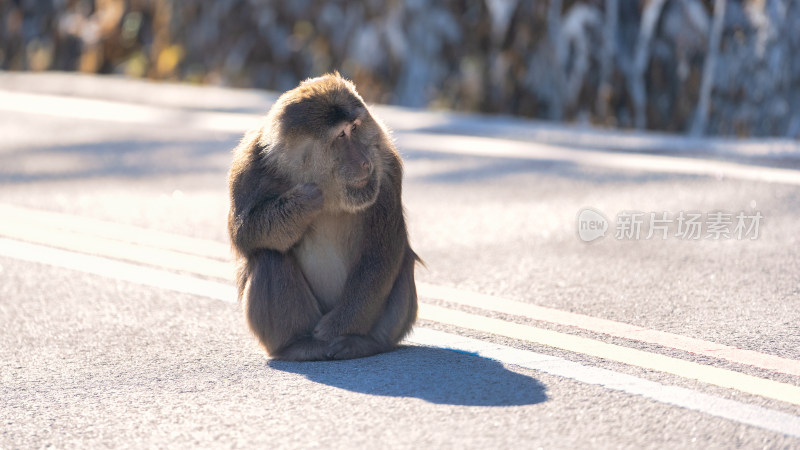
[1,72,799,448]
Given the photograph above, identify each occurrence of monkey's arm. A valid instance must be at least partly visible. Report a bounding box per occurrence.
[228,141,324,255]
[313,177,408,340]
[230,182,323,254]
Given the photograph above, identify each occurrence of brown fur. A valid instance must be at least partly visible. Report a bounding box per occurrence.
[227,73,418,361]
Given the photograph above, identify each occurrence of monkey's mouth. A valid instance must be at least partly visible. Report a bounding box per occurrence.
[347,171,374,190]
[348,178,369,189]
[344,173,379,208]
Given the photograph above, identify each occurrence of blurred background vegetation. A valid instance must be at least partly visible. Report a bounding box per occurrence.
[2,0,798,138]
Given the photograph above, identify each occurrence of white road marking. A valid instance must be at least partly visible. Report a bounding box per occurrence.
[0,203,230,260]
[2,202,800,400]
[2,236,799,437]
[0,219,231,279]
[421,303,800,406]
[5,202,798,381]
[0,237,236,302]
[407,328,800,439]
[419,283,800,377]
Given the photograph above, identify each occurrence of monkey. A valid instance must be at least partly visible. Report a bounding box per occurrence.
[227,73,419,361]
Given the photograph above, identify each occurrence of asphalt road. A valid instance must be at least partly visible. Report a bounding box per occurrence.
[1,73,799,449]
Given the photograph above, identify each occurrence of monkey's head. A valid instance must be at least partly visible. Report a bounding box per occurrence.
[267,73,387,213]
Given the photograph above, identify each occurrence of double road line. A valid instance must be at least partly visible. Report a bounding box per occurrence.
[1,202,799,437]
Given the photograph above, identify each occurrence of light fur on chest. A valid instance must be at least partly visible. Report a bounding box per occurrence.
[293,212,362,311]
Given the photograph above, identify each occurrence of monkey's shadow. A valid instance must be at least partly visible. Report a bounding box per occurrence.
[268,345,547,406]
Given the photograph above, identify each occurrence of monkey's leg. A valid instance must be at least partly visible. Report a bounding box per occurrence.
[326,249,418,360]
[244,250,328,361]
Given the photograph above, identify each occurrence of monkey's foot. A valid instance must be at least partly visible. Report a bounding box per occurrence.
[272,338,329,361]
[326,335,388,360]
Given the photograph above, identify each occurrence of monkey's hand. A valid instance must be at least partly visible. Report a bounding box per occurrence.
[313,310,353,342]
[238,183,324,254]
[288,182,324,213]
[268,182,324,250]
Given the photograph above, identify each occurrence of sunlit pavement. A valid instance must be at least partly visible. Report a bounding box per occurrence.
[1,72,799,448]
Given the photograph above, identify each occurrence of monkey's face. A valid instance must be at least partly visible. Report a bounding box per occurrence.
[272,73,386,213]
[328,117,381,212]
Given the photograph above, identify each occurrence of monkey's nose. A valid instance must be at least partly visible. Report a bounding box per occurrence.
[361,160,371,171]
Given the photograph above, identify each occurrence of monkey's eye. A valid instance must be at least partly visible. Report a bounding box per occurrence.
[338,130,346,139]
